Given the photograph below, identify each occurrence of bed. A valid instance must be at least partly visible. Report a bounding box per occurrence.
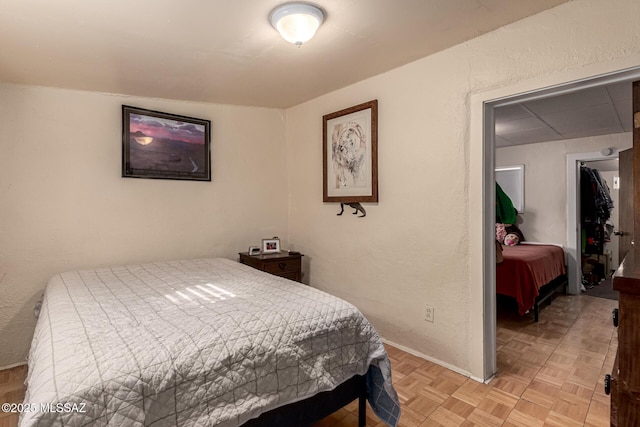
[496,243,567,322]
[21,258,400,427]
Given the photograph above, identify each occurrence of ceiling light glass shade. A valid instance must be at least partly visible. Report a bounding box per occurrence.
[270,3,324,46]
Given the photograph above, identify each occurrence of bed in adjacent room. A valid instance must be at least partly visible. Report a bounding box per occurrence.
[496,243,567,322]
[21,258,400,427]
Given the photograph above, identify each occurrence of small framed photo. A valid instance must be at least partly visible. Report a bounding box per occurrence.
[122,105,211,181]
[261,238,280,254]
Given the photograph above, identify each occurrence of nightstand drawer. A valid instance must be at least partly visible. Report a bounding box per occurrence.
[277,271,301,281]
[238,252,304,282]
[263,258,301,274]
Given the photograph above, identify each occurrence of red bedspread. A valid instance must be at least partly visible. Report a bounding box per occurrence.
[496,244,566,315]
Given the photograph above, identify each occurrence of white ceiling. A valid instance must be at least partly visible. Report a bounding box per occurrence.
[0,0,568,108]
[495,81,634,147]
[6,0,624,146]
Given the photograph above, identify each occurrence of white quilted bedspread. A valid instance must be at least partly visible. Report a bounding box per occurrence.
[21,258,399,426]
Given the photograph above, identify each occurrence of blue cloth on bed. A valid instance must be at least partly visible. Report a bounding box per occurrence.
[367,362,401,427]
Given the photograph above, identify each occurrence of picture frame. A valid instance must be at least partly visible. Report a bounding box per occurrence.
[261,238,281,254]
[495,165,525,213]
[323,100,378,203]
[122,105,211,181]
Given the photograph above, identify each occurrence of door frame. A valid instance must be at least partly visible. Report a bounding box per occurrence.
[473,64,640,381]
[618,148,634,261]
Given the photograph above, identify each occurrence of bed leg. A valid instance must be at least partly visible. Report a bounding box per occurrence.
[358,394,366,427]
[534,303,539,323]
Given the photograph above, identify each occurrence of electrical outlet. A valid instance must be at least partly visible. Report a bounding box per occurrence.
[425,305,434,323]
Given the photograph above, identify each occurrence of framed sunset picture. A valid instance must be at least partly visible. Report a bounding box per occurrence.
[122,105,211,181]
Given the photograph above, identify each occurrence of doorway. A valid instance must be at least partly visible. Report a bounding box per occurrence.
[568,154,621,295]
[478,66,640,380]
[582,159,621,275]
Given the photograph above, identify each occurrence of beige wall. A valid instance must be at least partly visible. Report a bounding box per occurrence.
[496,133,632,245]
[286,0,640,379]
[2,0,640,378]
[0,84,288,367]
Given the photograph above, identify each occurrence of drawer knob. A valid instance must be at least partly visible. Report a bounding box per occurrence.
[612,308,618,327]
[604,374,611,395]
[278,262,287,270]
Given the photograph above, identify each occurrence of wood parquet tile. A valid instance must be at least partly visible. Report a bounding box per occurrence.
[0,364,25,427]
[0,294,617,426]
[358,294,616,426]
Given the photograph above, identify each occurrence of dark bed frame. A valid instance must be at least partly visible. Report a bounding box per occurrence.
[531,274,568,322]
[241,374,367,427]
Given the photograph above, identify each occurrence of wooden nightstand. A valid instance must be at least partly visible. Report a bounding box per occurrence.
[238,252,303,282]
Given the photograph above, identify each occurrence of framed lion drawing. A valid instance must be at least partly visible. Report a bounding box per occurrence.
[322,100,378,203]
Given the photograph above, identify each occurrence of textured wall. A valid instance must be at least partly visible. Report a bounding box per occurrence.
[0,85,288,367]
[2,0,640,378]
[286,0,640,379]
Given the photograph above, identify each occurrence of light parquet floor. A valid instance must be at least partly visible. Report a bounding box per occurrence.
[313,294,617,427]
[0,365,26,427]
[0,294,616,427]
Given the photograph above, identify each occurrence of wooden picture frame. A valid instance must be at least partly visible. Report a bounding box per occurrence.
[261,238,281,254]
[323,100,378,203]
[122,105,211,181]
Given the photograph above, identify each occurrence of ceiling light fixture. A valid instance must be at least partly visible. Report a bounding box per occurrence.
[270,2,324,46]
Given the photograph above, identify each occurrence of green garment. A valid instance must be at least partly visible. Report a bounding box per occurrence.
[496,183,516,225]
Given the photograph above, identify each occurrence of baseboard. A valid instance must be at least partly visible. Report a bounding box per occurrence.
[0,361,27,371]
[380,338,485,384]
